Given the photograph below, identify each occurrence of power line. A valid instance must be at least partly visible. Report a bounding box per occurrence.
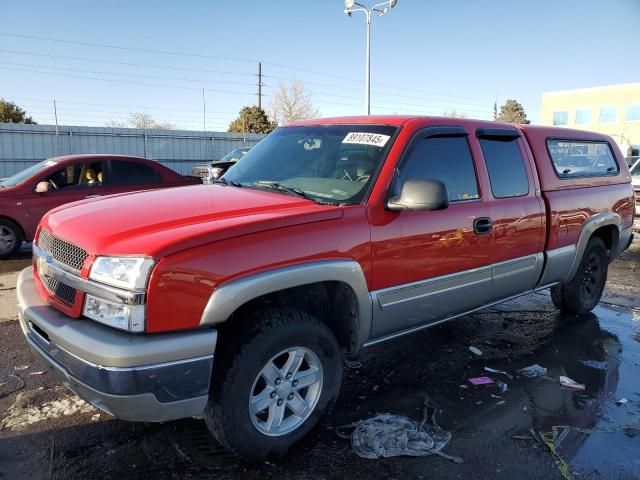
[0,31,539,110]
[0,48,258,78]
[1,61,256,87]
[0,65,260,96]
[0,32,257,63]
[9,96,238,115]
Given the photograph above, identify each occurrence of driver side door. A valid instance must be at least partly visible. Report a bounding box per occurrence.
[24,159,107,236]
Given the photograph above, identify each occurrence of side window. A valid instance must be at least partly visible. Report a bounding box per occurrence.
[397,136,480,202]
[479,138,529,198]
[110,161,160,186]
[45,161,104,190]
[547,139,619,177]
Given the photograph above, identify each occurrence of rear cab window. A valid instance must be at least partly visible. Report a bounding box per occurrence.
[477,129,529,198]
[547,139,619,178]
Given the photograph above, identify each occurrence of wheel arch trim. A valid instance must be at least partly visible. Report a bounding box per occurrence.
[199,260,373,351]
[565,211,621,282]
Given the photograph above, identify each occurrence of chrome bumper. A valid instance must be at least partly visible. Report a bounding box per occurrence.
[17,267,217,422]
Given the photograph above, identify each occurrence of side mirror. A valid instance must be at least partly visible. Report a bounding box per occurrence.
[387,178,449,211]
[35,181,50,194]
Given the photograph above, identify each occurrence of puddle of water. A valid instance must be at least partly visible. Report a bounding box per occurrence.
[342,300,640,478]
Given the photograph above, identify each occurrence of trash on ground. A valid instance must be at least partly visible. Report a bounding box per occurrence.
[458,384,468,389]
[559,376,585,391]
[13,365,29,371]
[484,367,513,379]
[579,360,607,370]
[496,400,506,406]
[468,376,494,385]
[0,374,25,399]
[28,371,47,376]
[495,380,508,393]
[615,398,629,405]
[468,346,483,356]
[531,428,573,480]
[518,364,547,378]
[346,395,463,463]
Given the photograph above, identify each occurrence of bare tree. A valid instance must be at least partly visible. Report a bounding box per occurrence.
[105,113,175,129]
[443,109,466,118]
[269,80,320,126]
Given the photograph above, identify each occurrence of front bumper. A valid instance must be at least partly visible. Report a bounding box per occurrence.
[17,267,217,422]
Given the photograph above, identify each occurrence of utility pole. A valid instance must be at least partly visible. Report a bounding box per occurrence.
[202,88,206,131]
[53,99,59,135]
[257,62,263,109]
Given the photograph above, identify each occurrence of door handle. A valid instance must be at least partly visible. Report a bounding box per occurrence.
[85,194,101,199]
[473,217,493,235]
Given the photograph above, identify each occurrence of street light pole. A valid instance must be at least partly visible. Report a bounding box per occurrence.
[344,0,398,116]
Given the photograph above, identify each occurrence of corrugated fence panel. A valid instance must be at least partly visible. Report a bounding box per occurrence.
[0,123,264,178]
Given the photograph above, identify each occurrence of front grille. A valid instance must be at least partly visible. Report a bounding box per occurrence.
[44,276,77,304]
[38,229,88,272]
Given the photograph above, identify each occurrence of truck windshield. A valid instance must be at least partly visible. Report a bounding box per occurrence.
[0,159,58,188]
[223,125,398,204]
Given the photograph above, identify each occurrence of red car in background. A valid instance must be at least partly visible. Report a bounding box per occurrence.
[0,154,200,258]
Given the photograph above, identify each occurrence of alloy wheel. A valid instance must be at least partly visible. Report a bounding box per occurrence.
[249,347,323,437]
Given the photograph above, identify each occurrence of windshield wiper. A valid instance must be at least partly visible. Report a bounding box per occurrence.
[251,181,309,199]
[212,177,242,187]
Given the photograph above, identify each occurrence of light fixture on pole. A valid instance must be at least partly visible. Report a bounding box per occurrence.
[343,0,398,115]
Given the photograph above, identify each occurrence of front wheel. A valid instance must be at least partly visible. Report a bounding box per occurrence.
[0,219,23,259]
[204,308,342,460]
[551,237,608,315]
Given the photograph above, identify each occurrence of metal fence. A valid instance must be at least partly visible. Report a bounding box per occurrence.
[0,123,265,177]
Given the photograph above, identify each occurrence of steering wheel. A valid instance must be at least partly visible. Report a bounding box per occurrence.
[48,179,58,190]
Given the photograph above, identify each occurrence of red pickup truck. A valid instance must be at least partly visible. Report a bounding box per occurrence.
[17,116,635,460]
[0,154,201,258]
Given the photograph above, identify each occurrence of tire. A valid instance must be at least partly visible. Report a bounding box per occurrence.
[551,237,608,315]
[0,219,23,259]
[204,308,342,460]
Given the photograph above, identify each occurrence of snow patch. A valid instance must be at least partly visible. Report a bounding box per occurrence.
[1,387,96,431]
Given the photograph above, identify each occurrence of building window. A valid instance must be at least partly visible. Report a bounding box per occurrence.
[575,108,592,125]
[625,104,640,121]
[553,111,569,126]
[599,107,617,123]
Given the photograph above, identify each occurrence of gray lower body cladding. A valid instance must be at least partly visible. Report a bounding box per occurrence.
[17,267,216,422]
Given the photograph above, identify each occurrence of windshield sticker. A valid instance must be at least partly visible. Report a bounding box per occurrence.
[342,132,390,147]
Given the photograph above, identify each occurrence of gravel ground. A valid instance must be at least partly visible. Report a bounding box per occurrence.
[1,240,639,480]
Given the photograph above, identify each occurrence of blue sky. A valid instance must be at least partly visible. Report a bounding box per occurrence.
[1,0,639,130]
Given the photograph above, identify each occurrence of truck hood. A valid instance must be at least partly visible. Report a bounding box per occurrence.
[42,184,343,257]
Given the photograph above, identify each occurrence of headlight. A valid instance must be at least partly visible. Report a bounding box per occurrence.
[210,167,225,180]
[83,294,145,332]
[89,256,155,290]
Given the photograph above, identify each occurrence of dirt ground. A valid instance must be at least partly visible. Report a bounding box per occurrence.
[1,240,639,480]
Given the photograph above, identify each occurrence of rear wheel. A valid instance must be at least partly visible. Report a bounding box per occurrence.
[204,308,342,460]
[551,237,608,315]
[0,219,22,259]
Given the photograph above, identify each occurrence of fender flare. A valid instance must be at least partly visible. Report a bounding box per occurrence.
[199,260,373,351]
[565,212,621,282]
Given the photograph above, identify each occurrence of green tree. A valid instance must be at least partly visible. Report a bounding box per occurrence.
[228,106,276,134]
[497,99,530,124]
[0,98,36,124]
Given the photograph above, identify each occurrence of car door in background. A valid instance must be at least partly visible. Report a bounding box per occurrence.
[25,159,107,236]
[106,160,162,195]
